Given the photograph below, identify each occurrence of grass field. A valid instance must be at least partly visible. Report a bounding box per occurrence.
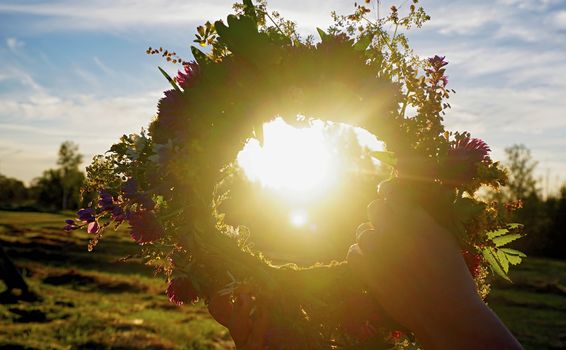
[1,211,565,349]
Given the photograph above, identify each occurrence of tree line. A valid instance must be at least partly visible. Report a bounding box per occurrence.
[493,145,566,259]
[0,141,564,259]
[0,141,86,212]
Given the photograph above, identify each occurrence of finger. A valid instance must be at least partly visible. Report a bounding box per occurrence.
[357,228,382,255]
[347,244,364,266]
[367,200,392,229]
[355,222,374,240]
[347,244,379,291]
[208,293,233,327]
[247,307,270,350]
[230,293,254,348]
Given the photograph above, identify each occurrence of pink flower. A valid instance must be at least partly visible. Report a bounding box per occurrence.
[450,137,491,163]
[87,221,100,234]
[128,210,164,244]
[166,277,199,305]
[177,61,200,89]
[445,137,491,185]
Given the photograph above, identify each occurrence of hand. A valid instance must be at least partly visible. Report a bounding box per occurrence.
[208,288,269,349]
[348,199,523,350]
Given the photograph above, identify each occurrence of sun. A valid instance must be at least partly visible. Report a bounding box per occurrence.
[237,117,337,199]
[237,117,383,201]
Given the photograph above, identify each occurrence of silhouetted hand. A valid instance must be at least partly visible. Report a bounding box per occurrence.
[348,199,523,350]
[208,287,269,349]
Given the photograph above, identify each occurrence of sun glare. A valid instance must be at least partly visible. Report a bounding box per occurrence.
[237,118,338,198]
[237,117,384,228]
[289,209,308,227]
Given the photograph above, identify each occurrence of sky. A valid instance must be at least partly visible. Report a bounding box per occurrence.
[0,0,565,194]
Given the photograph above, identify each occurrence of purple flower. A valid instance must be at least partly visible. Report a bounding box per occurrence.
[64,219,78,232]
[122,179,154,209]
[111,206,126,222]
[128,210,164,244]
[166,277,199,305]
[98,190,114,211]
[427,55,449,89]
[428,55,448,68]
[77,208,95,223]
[122,179,137,197]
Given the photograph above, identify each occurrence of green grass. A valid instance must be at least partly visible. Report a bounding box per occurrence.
[1,211,565,349]
[488,257,566,350]
[0,211,232,350]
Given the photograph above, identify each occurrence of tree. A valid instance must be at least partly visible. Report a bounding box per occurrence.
[504,144,539,201]
[502,145,549,254]
[0,174,28,208]
[58,141,83,211]
[30,141,85,211]
[545,186,566,258]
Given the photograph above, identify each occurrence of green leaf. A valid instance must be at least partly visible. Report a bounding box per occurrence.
[505,254,523,266]
[500,248,527,258]
[191,46,211,65]
[242,0,258,23]
[482,247,511,282]
[507,223,523,230]
[158,66,180,92]
[197,25,205,36]
[496,249,509,273]
[354,34,374,52]
[493,233,522,247]
[317,28,329,42]
[370,151,397,166]
[486,228,509,240]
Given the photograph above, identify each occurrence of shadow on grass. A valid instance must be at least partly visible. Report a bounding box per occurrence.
[0,234,151,277]
[42,271,148,294]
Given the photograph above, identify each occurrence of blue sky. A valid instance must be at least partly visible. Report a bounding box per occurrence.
[1,0,565,194]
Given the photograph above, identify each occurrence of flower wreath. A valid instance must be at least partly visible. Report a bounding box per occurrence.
[71,1,526,349]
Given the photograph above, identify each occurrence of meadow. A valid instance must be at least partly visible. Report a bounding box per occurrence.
[0,211,564,350]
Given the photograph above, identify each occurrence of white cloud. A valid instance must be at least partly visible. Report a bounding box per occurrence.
[551,11,566,29]
[1,0,565,191]
[0,67,44,93]
[0,0,355,34]
[6,37,24,51]
[93,56,114,75]
[0,0,236,31]
[0,77,161,182]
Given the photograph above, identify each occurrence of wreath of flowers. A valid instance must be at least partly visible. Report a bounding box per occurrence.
[68,1,526,348]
